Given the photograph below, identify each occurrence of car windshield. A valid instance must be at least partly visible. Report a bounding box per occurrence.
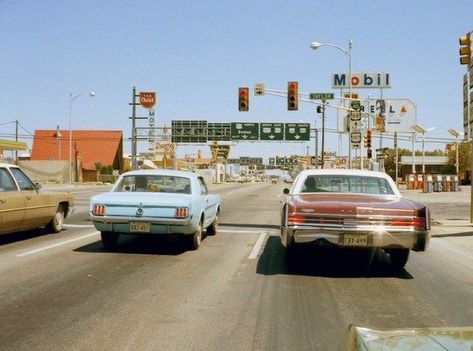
[297,175,395,195]
[115,175,191,194]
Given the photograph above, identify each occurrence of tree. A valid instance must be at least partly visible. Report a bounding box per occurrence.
[444,141,471,175]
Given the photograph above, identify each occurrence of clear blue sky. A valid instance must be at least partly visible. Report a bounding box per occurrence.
[0,0,471,159]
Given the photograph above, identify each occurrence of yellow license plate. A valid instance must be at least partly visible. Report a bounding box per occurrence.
[130,222,150,232]
[340,234,369,246]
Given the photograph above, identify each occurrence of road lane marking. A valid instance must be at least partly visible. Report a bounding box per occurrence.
[16,231,100,257]
[248,232,267,260]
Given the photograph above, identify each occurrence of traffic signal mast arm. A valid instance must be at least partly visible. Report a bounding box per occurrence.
[256,87,355,112]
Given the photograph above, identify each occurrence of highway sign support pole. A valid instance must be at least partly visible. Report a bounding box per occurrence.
[131,86,137,170]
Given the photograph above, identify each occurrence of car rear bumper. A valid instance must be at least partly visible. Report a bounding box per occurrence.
[280,225,430,251]
[90,215,196,235]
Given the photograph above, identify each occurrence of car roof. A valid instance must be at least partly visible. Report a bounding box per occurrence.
[0,163,19,168]
[298,168,391,179]
[121,169,200,179]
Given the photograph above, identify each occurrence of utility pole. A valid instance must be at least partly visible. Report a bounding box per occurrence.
[130,86,138,170]
[15,120,19,163]
[321,101,326,169]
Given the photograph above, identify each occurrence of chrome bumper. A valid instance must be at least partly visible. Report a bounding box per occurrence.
[90,214,192,226]
[281,225,430,252]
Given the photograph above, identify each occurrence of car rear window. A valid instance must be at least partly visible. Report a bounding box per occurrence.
[115,175,191,194]
[299,175,394,195]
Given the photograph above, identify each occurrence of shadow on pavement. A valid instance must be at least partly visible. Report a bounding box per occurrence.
[0,227,68,246]
[74,235,191,255]
[256,236,414,279]
[432,231,473,238]
[220,222,280,230]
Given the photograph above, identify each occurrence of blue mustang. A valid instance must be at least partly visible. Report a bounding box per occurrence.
[89,169,221,251]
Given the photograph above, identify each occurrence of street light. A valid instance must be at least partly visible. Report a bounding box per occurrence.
[412,124,436,174]
[310,39,353,168]
[448,128,461,176]
[69,91,95,184]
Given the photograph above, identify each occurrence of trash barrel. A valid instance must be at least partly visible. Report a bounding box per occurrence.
[423,175,433,193]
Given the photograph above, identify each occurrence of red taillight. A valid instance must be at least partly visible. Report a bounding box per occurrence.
[174,208,188,218]
[392,217,425,229]
[288,213,305,223]
[92,205,106,216]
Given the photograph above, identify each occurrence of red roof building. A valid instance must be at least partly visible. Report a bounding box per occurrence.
[30,129,124,172]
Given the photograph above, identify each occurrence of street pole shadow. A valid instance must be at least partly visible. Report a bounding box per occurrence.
[256,236,414,279]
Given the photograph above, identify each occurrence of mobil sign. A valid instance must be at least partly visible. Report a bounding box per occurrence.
[332,72,391,89]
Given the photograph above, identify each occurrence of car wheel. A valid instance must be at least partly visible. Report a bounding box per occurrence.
[206,213,218,236]
[388,248,410,269]
[101,231,119,251]
[189,220,203,250]
[46,204,65,233]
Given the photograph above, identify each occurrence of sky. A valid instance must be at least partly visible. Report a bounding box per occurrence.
[0,0,472,160]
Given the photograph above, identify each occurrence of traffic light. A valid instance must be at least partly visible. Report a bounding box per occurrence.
[365,129,372,148]
[287,81,298,111]
[459,33,471,65]
[238,87,249,111]
[316,105,323,113]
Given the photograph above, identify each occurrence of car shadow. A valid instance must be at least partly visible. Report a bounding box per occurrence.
[256,236,414,279]
[0,227,65,246]
[220,222,280,230]
[73,234,193,255]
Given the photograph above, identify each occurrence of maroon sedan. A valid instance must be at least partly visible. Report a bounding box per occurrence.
[280,169,430,269]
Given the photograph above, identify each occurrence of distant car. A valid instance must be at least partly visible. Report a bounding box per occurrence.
[271,178,278,184]
[89,169,221,251]
[0,163,74,235]
[280,169,431,269]
[284,177,294,183]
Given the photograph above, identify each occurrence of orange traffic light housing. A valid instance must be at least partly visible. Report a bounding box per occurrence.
[238,87,249,111]
[365,129,372,148]
[287,81,298,111]
[459,34,471,65]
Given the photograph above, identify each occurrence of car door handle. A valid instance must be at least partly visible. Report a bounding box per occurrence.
[26,196,32,200]
[0,198,6,204]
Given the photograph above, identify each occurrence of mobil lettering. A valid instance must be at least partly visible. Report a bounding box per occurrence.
[332,72,391,89]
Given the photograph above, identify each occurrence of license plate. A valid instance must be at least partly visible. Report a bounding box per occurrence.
[130,222,150,233]
[340,233,369,246]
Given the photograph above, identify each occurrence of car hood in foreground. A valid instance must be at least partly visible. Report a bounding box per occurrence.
[338,325,473,350]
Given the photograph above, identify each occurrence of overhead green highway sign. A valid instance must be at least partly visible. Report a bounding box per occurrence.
[260,123,284,141]
[171,120,208,143]
[230,122,259,141]
[285,123,310,141]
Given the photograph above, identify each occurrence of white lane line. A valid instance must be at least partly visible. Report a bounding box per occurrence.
[65,224,95,228]
[16,231,100,257]
[248,232,267,260]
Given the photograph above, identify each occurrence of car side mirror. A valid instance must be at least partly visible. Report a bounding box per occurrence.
[35,183,42,191]
[283,188,290,195]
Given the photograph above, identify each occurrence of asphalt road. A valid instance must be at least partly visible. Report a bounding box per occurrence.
[1,183,473,350]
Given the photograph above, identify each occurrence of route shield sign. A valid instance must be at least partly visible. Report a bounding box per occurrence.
[285,123,310,141]
[260,123,284,141]
[231,122,259,141]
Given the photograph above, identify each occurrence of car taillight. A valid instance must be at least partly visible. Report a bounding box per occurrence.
[288,213,305,223]
[392,217,425,229]
[174,208,188,218]
[92,205,106,216]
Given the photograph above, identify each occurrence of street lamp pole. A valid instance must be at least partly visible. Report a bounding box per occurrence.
[310,39,352,168]
[448,129,461,176]
[69,91,95,184]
